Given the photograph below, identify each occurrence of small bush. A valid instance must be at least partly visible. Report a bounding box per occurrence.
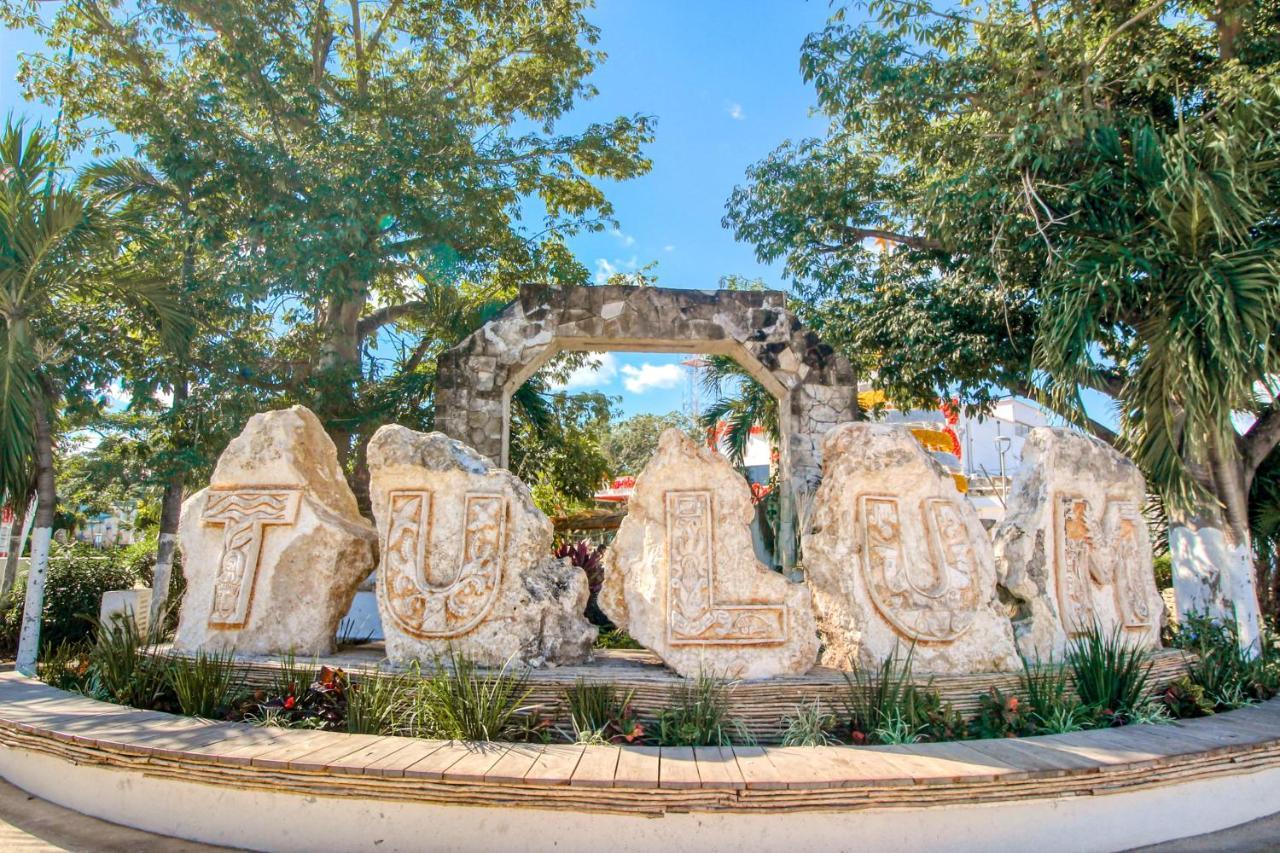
[83,613,174,711]
[780,701,838,747]
[1066,625,1152,724]
[236,665,349,729]
[555,540,610,627]
[37,640,92,692]
[1020,657,1090,733]
[841,647,960,744]
[971,688,1036,738]
[1152,554,1172,590]
[346,669,412,735]
[416,650,535,741]
[657,674,753,746]
[562,679,643,744]
[170,650,244,718]
[594,628,643,650]
[0,542,142,653]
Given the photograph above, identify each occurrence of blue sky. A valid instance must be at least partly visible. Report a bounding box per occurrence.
[1,1,836,420]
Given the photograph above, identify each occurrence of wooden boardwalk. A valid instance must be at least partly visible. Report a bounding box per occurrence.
[1,672,1278,816]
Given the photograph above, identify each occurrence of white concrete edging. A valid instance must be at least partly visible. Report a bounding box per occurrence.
[2,740,1279,852]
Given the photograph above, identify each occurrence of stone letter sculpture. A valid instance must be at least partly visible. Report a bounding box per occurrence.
[806,423,1019,673]
[993,428,1163,659]
[175,406,378,656]
[599,429,818,678]
[368,425,595,666]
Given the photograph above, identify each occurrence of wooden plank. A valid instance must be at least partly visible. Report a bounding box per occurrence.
[441,742,510,782]
[569,746,621,788]
[658,746,700,790]
[285,733,387,772]
[613,746,661,789]
[363,739,450,778]
[732,745,786,790]
[893,741,1024,782]
[523,744,586,786]
[486,744,546,784]
[964,736,1104,774]
[693,746,745,789]
[329,735,427,775]
[403,742,471,780]
[250,730,343,769]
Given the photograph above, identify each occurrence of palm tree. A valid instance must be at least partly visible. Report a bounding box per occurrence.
[0,119,189,673]
[698,354,779,467]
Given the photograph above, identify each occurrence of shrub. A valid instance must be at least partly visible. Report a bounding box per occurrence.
[37,640,92,693]
[346,669,412,735]
[554,540,610,626]
[83,613,174,711]
[1159,676,1216,718]
[780,700,838,747]
[1152,554,1172,590]
[562,679,643,744]
[237,665,349,730]
[1066,625,1152,724]
[416,650,535,741]
[971,687,1036,738]
[1168,612,1280,712]
[1020,657,1091,733]
[656,674,753,746]
[595,627,643,650]
[841,647,961,744]
[170,649,244,718]
[0,542,142,653]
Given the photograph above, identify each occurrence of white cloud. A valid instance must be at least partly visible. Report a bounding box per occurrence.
[663,244,675,253]
[610,227,636,247]
[726,102,745,120]
[593,255,640,285]
[621,362,685,394]
[551,352,618,390]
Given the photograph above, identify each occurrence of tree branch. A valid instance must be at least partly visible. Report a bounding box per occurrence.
[357,300,430,338]
[835,224,945,251]
[1242,403,1280,481]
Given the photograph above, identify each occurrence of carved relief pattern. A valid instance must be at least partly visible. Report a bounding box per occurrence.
[859,495,978,643]
[1104,499,1155,629]
[1055,495,1101,637]
[664,490,787,645]
[382,490,505,639]
[202,488,302,629]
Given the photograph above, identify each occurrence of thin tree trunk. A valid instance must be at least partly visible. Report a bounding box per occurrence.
[16,390,57,676]
[150,378,189,627]
[0,498,33,601]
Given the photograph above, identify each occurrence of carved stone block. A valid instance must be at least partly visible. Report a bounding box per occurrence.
[994,428,1163,659]
[175,406,378,656]
[806,423,1020,673]
[368,425,595,667]
[600,430,818,679]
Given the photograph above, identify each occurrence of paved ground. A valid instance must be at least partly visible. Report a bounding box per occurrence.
[1128,810,1280,852]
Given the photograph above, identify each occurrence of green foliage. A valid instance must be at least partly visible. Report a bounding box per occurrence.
[0,542,143,653]
[656,674,753,747]
[83,614,173,711]
[971,688,1037,739]
[416,651,536,742]
[594,628,644,650]
[1066,626,1153,723]
[1019,658,1090,733]
[780,700,838,747]
[698,355,778,468]
[1159,677,1217,719]
[1153,554,1173,591]
[170,650,243,718]
[1171,612,1280,711]
[36,640,92,693]
[841,648,965,744]
[602,411,698,476]
[346,670,412,736]
[561,679,643,744]
[512,388,615,516]
[269,652,318,702]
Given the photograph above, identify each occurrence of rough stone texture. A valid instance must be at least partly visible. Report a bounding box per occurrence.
[993,428,1164,660]
[175,406,378,656]
[367,425,595,667]
[599,430,819,679]
[805,423,1020,674]
[434,285,859,534]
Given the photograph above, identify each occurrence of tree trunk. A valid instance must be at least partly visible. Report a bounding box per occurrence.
[1169,438,1263,654]
[16,389,57,676]
[150,379,189,627]
[0,499,33,601]
[316,291,366,472]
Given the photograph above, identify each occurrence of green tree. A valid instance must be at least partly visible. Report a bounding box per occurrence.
[0,119,188,672]
[603,410,696,476]
[725,0,1280,643]
[5,0,654,490]
[510,387,614,516]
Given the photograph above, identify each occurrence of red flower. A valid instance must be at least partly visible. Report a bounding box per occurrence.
[283,695,296,710]
[850,730,868,745]
[1007,696,1019,712]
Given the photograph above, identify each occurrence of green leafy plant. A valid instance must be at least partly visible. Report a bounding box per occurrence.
[36,640,92,692]
[656,674,753,747]
[416,650,536,742]
[170,649,243,718]
[1020,657,1090,733]
[554,540,610,627]
[237,665,350,730]
[346,669,412,736]
[594,628,644,650]
[561,679,643,744]
[84,613,174,710]
[1066,626,1152,724]
[780,700,838,747]
[1171,612,1280,712]
[270,652,318,701]
[841,647,959,744]
[971,687,1036,739]
[1159,676,1216,719]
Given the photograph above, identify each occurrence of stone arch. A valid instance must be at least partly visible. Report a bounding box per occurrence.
[435,284,859,567]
